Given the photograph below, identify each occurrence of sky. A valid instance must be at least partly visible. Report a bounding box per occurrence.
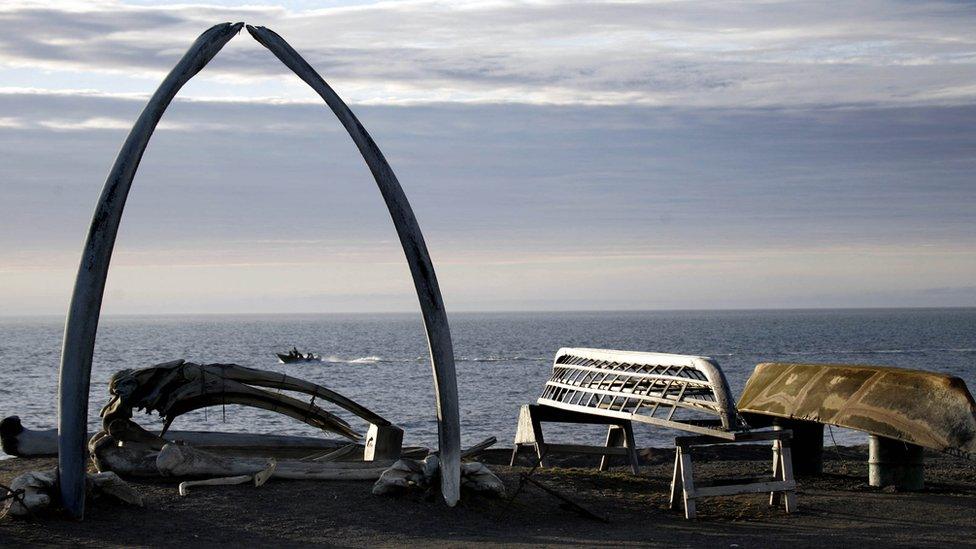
[0,0,974,315]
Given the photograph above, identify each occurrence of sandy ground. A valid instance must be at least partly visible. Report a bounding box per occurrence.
[1,445,974,548]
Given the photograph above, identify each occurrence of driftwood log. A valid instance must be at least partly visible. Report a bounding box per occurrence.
[90,438,392,481]
[57,22,462,517]
[1,415,350,458]
[178,459,276,496]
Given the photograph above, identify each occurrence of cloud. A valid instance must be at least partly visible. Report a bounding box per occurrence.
[0,1,974,313]
[0,88,973,259]
[0,1,973,106]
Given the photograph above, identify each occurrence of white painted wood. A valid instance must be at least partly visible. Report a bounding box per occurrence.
[691,480,796,498]
[156,444,391,480]
[538,348,741,434]
[363,424,404,461]
[678,448,697,519]
[178,475,252,496]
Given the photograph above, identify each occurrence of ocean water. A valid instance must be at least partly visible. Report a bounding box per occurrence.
[0,309,974,456]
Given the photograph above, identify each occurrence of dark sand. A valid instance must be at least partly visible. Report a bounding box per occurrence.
[1,445,974,547]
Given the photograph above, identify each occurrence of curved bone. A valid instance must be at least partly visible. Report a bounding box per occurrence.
[57,20,462,515]
[247,24,462,506]
[56,22,244,518]
[213,363,392,426]
[122,361,390,427]
[158,385,359,441]
[100,362,368,441]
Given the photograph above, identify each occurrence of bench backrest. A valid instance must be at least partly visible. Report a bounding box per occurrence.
[538,348,744,436]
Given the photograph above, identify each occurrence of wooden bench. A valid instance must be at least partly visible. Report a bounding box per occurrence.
[511,348,796,518]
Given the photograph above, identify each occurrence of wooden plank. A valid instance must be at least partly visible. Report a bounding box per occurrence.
[691,480,795,498]
[543,380,721,414]
[675,429,788,447]
[551,364,715,388]
[529,404,630,426]
[544,443,628,456]
[678,448,697,519]
[538,400,738,439]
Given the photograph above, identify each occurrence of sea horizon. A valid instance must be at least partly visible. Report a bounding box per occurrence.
[4,304,975,320]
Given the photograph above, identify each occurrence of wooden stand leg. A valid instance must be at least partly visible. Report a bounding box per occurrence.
[770,439,782,506]
[623,422,640,475]
[509,444,522,466]
[669,449,682,509]
[600,426,625,472]
[513,405,548,467]
[779,443,797,513]
[678,446,697,519]
[777,419,823,476]
[364,424,403,461]
[599,422,640,474]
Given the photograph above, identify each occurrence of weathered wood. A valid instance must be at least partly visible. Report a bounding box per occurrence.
[178,475,252,496]
[779,443,798,512]
[246,24,461,506]
[771,419,823,475]
[599,425,639,475]
[156,444,391,480]
[670,431,796,520]
[178,459,276,496]
[460,436,497,459]
[544,443,629,456]
[692,479,796,498]
[56,22,244,519]
[364,424,404,461]
[509,403,641,471]
[678,447,697,519]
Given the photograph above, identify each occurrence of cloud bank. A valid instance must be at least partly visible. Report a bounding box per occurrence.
[0,1,974,313]
[0,0,974,106]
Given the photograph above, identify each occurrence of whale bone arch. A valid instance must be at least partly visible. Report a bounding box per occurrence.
[56,22,461,518]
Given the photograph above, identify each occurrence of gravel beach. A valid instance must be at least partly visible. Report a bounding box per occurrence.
[1,444,974,547]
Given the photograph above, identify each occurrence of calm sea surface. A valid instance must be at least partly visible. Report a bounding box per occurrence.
[1,309,974,456]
